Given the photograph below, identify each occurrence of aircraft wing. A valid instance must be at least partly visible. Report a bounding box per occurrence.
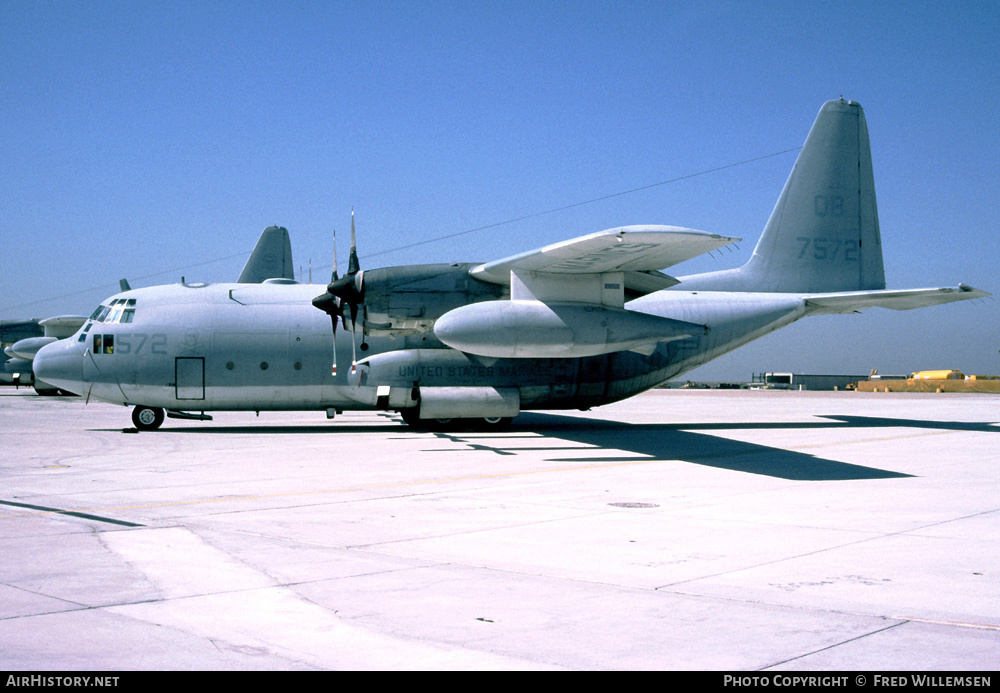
[432,226,733,358]
[470,226,740,293]
[38,315,88,338]
[804,284,990,314]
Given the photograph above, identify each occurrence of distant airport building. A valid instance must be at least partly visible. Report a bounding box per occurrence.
[751,372,868,391]
[856,370,1000,393]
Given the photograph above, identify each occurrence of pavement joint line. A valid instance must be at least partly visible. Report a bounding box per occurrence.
[0,499,144,527]
[892,615,1000,631]
[758,619,909,670]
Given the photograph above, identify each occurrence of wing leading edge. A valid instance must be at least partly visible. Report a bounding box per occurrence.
[471,226,740,296]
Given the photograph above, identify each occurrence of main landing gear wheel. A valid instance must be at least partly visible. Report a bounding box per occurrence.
[132,406,165,431]
[473,416,513,431]
[399,411,513,432]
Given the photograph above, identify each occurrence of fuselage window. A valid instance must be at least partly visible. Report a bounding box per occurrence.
[93,334,102,352]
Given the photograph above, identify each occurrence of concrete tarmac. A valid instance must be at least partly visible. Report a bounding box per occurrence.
[1,388,997,670]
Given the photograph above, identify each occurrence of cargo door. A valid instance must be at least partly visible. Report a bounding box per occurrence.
[175,357,205,400]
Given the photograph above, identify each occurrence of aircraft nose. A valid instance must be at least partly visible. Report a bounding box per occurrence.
[33,339,85,395]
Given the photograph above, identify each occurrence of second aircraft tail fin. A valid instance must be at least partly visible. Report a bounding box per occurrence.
[238,226,294,283]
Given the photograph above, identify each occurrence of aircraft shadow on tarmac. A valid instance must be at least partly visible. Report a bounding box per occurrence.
[426,413,921,482]
[514,413,999,481]
[114,412,998,482]
[432,412,998,481]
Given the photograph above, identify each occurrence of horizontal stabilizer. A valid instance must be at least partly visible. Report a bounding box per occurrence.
[804,284,990,314]
[471,226,739,284]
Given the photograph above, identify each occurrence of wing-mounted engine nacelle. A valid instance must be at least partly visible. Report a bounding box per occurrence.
[433,300,708,358]
[7,336,58,361]
[359,263,507,337]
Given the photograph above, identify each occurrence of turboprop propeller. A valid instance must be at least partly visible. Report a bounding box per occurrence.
[312,210,367,374]
[311,227,341,374]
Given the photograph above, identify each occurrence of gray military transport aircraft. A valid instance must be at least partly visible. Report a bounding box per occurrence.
[34,100,988,431]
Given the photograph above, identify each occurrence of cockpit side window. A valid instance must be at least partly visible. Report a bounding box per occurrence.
[92,333,116,354]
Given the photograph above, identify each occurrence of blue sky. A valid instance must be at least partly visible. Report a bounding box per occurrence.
[2,1,998,380]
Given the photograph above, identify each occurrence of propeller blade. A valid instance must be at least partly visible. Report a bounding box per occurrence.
[331,226,339,375]
[330,315,337,375]
[348,208,360,275]
[314,210,366,375]
[350,323,358,374]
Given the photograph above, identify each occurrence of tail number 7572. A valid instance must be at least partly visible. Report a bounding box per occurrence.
[796,237,859,262]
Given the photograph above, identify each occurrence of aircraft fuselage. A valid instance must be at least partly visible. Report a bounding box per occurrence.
[37,278,807,414]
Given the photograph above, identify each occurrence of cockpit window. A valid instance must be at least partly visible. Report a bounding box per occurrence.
[90,300,138,324]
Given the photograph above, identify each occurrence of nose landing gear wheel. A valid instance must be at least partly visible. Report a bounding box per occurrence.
[132,406,165,431]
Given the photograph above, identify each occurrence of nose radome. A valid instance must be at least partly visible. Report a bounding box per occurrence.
[33,339,85,395]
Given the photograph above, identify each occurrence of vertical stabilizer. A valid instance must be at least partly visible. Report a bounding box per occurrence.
[238,226,295,283]
[679,99,885,293]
